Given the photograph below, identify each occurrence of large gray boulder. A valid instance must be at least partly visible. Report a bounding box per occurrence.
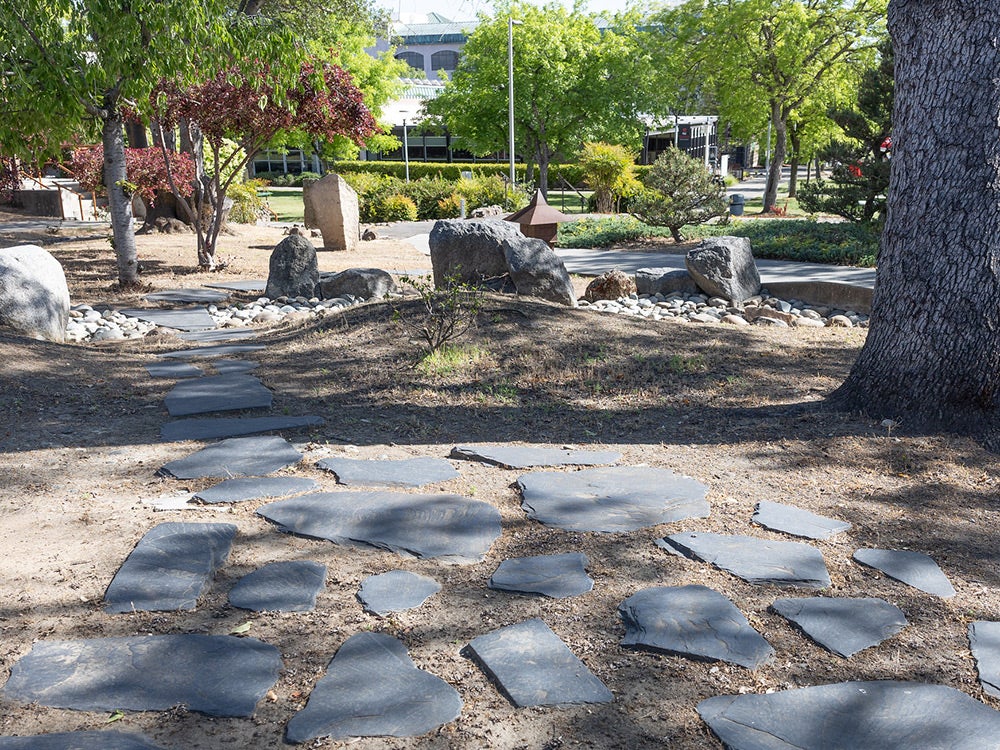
[502,236,575,307]
[429,219,523,287]
[0,244,70,342]
[635,267,701,296]
[685,236,761,303]
[303,174,359,251]
[265,234,319,299]
[316,268,397,300]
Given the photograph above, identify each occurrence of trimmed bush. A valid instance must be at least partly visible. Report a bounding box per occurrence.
[380,194,418,222]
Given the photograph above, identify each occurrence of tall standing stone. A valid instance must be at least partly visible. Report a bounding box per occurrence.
[304,174,360,252]
[265,234,319,300]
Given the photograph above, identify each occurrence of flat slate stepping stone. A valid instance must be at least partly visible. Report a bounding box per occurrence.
[229,561,326,612]
[284,632,461,743]
[698,681,1000,750]
[164,373,273,417]
[156,343,266,360]
[204,280,267,292]
[518,466,710,533]
[145,288,229,304]
[316,456,458,488]
[0,732,166,749]
[969,621,1000,697]
[489,553,593,598]
[2,635,281,717]
[464,618,612,707]
[357,570,441,616]
[213,359,259,374]
[104,522,236,613]
[771,597,907,658]
[853,548,956,598]
[658,532,831,588]
[258,491,501,564]
[145,361,204,379]
[452,445,622,469]
[619,585,774,669]
[118,307,217,331]
[854,549,955,599]
[161,415,323,442]
[195,476,318,504]
[752,500,851,540]
[159,435,303,479]
[178,327,258,343]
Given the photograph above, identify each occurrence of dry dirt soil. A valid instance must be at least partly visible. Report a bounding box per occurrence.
[1,218,999,749]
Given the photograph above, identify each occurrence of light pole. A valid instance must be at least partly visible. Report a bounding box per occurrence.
[402,117,410,183]
[508,17,521,186]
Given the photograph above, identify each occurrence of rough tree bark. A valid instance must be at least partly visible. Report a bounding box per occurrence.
[788,126,801,198]
[101,111,140,287]
[762,100,788,212]
[829,0,1000,437]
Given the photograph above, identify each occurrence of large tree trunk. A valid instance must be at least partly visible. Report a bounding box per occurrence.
[829,0,1000,436]
[102,112,140,287]
[762,102,786,212]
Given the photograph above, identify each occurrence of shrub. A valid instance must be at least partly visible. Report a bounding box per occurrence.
[227,179,268,223]
[578,142,639,213]
[558,215,672,247]
[379,194,418,222]
[296,171,321,185]
[393,273,483,355]
[69,145,195,205]
[437,193,463,218]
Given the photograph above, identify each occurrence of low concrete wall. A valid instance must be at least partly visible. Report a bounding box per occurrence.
[16,190,62,218]
[765,280,872,314]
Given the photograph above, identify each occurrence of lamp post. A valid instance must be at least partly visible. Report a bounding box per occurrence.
[402,117,410,183]
[508,17,522,186]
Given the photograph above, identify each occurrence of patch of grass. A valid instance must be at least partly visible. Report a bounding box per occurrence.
[416,344,491,377]
[262,189,304,223]
[547,189,594,215]
[668,354,709,374]
[477,381,520,405]
[558,215,673,247]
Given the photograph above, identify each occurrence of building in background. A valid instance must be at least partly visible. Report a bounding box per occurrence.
[367,13,478,81]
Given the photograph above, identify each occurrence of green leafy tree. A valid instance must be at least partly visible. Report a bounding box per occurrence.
[578,142,639,213]
[0,0,297,287]
[629,149,729,242]
[426,2,647,196]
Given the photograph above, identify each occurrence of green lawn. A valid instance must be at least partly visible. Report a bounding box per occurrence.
[546,189,593,214]
[261,188,304,222]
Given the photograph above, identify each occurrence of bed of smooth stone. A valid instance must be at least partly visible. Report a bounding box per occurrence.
[752,500,852,540]
[0,731,166,749]
[161,414,323,442]
[66,305,158,343]
[969,621,1000,697]
[659,532,831,588]
[159,435,303,479]
[285,632,462,743]
[852,548,956,598]
[697,681,1000,750]
[770,597,908,658]
[229,560,326,612]
[316,456,459,488]
[194,476,319,504]
[578,290,870,329]
[257,491,501,564]
[619,585,774,669]
[145,361,204,379]
[164,373,273,417]
[451,444,622,469]
[104,522,236,613]
[357,570,442,616]
[489,553,593,599]
[117,307,218,331]
[146,288,230,304]
[2,635,282,717]
[177,327,258,343]
[156,343,267,359]
[464,618,613,707]
[518,466,710,533]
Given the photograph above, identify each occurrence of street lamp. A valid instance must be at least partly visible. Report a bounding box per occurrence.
[508,17,522,186]
[402,117,410,183]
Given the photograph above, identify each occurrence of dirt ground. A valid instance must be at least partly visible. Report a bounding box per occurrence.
[1,219,999,749]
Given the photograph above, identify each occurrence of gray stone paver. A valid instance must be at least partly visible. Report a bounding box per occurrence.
[752,500,852,540]
[316,456,459,488]
[969,621,1000,697]
[0,732,166,749]
[164,373,273,417]
[117,308,217,331]
[853,548,956,598]
[357,570,441,616]
[489,553,593,598]
[771,597,908,658]
[194,476,319,504]
[145,361,204,379]
[229,561,326,612]
[160,414,323,442]
[452,444,621,469]
[158,435,303,479]
[145,289,229,304]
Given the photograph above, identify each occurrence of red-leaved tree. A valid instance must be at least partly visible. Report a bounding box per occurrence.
[153,58,378,268]
[70,146,196,207]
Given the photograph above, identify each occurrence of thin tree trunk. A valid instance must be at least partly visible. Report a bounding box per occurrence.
[102,112,140,287]
[125,122,148,149]
[762,102,786,212]
[829,0,1000,436]
[788,127,801,198]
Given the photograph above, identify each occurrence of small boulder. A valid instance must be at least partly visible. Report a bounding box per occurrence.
[584,270,636,302]
[265,235,319,300]
[361,228,378,241]
[470,205,504,219]
[429,219,523,288]
[0,244,70,342]
[316,268,397,300]
[635,268,700,296]
[685,236,761,303]
[502,236,576,307]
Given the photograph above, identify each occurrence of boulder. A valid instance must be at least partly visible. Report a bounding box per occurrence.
[0,244,70,342]
[635,268,700,296]
[429,219,523,288]
[470,205,504,219]
[265,235,319,300]
[304,174,359,251]
[502,236,576,307]
[685,236,761,303]
[584,270,636,302]
[317,268,397,300]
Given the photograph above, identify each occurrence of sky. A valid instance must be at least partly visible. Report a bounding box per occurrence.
[377,0,662,22]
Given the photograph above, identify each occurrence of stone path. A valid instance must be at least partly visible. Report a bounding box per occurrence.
[6,288,1000,748]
